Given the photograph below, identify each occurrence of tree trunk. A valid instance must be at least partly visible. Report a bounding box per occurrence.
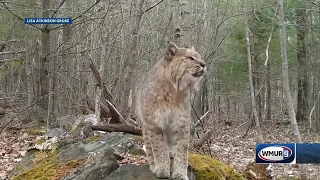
[47,22,59,130]
[179,0,191,47]
[278,1,307,179]
[121,0,144,118]
[171,0,180,44]
[243,0,263,141]
[94,36,107,124]
[252,54,262,119]
[296,7,308,122]
[266,64,271,120]
[62,0,72,115]
[95,1,110,124]
[25,38,34,106]
[40,0,50,109]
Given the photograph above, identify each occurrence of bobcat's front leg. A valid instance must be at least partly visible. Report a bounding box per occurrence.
[149,129,170,178]
[171,125,189,180]
[142,128,155,172]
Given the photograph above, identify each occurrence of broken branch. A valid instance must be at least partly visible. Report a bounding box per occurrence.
[90,124,142,136]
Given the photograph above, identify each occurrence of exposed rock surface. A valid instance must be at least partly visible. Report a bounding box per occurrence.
[62,148,119,180]
[10,131,245,180]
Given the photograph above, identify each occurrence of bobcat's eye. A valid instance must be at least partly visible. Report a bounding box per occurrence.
[188,56,195,61]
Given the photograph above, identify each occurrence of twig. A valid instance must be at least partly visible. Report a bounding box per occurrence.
[143,0,164,14]
[0,59,21,63]
[50,0,66,19]
[192,110,211,130]
[0,50,25,55]
[1,2,42,30]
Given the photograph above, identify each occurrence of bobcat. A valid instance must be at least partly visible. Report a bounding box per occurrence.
[136,42,206,180]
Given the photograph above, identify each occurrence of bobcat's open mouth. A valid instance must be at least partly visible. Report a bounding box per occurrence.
[192,70,204,77]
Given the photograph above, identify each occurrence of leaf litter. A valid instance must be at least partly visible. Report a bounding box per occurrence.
[204,118,320,180]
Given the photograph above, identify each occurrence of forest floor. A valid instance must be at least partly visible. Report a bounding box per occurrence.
[208,116,320,180]
[0,116,320,180]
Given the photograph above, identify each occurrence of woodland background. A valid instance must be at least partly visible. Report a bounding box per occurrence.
[0,0,320,179]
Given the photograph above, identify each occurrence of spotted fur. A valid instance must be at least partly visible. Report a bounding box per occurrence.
[136,42,206,180]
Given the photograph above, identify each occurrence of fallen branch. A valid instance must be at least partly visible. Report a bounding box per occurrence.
[192,128,215,149]
[0,58,22,63]
[0,50,26,55]
[88,59,129,125]
[89,60,115,104]
[84,95,111,119]
[192,110,211,130]
[90,124,142,136]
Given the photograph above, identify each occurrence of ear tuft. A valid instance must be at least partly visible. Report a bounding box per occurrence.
[190,46,195,51]
[165,42,178,61]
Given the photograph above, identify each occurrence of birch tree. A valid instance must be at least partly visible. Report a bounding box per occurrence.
[179,0,191,47]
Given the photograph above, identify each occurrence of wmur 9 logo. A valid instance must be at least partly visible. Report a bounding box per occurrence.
[256,144,296,164]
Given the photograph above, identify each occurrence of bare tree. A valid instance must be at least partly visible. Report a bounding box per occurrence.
[40,0,50,109]
[243,0,263,141]
[296,5,309,122]
[95,1,110,124]
[278,0,307,178]
[122,0,144,118]
[25,37,34,106]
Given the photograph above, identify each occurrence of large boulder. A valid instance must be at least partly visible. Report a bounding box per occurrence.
[10,132,245,180]
[62,148,119,180]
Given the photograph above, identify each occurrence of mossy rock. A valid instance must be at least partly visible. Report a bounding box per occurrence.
[35,137,46,145]
[83,135,102,143]
[25,128,45,136]
[12,149,86,180]
[128,146,146,156]
[276,176,301,180]
[132,135,143,141]
[12,151,58,180]
[188,153,245,180]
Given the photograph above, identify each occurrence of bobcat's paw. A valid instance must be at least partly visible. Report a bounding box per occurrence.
[152,166,170,179]
[171,173,189,180]
[149,164,155,172]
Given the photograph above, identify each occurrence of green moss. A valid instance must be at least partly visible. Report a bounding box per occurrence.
[128,147,146,156]
[188,153,245,180]
[132,135,143,141]
[276,176,301,180]
[83,135,102,143]
[35,138,46,145]
[12,147,86,180]
[54,158,86,179]
[12,151,58,180]
[15,165,25,172]
[50,143,59,154]
[25,128,45,136]
[64,159,86,167]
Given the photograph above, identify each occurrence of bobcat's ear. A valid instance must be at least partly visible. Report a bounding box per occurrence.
[190,46,195,51]
[165,42,178,61]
